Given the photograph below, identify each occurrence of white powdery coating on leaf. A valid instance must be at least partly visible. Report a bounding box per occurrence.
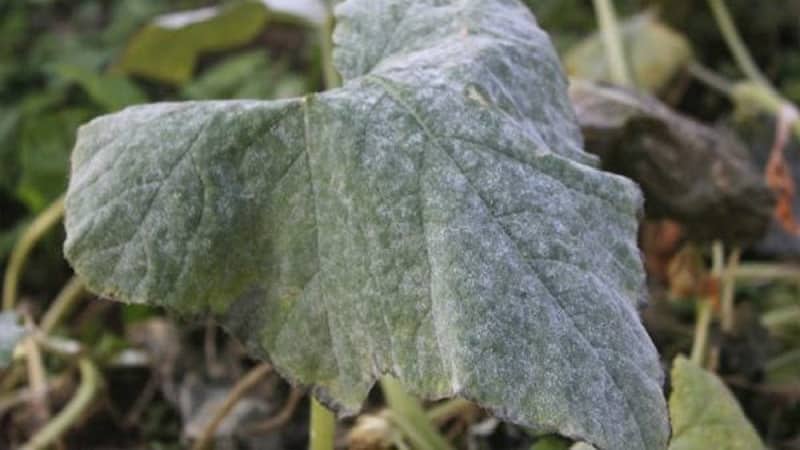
[64,1,669,450]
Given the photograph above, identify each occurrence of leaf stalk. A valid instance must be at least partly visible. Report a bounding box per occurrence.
[3,195,65,311]
[310,396,336,450]
[591,0,633,87]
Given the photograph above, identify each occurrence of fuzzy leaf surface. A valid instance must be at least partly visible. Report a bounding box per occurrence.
[64,1,668,449]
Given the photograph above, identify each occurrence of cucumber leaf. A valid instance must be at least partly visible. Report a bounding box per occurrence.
[64,1,669,449]
[668,356,765,450]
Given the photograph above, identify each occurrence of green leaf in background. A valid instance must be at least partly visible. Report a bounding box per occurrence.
[0,4,28,58]
[17,108,92,212]
[52,64,147,112]
[29,32,112,74]
[668,356,765,450]
[564,12,693,92]
[0,312,25,369]
[101,0,171,48]
[63,1,669,449]
[181,50,308,100]
[0,13,30,92]
[180,50,274,100]
[117,1,270,85]
[0,106,21,193]
[115,0,329,86]
[0,220,27,261]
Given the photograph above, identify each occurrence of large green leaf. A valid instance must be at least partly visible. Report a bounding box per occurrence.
[63,1,668,449]
[668,356,765,450]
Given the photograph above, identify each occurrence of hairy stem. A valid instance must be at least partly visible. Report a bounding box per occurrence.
[309,396,336,450]
[3,195,65,311]
[592,0,633,86]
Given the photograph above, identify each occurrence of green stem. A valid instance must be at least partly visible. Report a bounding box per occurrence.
[592,0,632,87]
[690,300,713,366]
[690,241,724,367]
[765,348,800,374]
[309,396,335,450]
[706,0,773,90]
[3,195,66,311]
[40,276,85,335]
[23,314,49,424]
[427,397,474,424]
[734,263,800,282]
[320,8,340,90]
[687,61,734,96]
[720,247,741,333]
[700,0,800,141]
[711,240,724,276]
[762,306,800,332]
[21,357,101,450]
[731,82,800,139]
[380,376,453,450]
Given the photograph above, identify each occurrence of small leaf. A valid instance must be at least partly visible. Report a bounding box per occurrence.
[64,2,669,449]
[565,13,692,92]
[668,356,765,450]
[0,312,25,369]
